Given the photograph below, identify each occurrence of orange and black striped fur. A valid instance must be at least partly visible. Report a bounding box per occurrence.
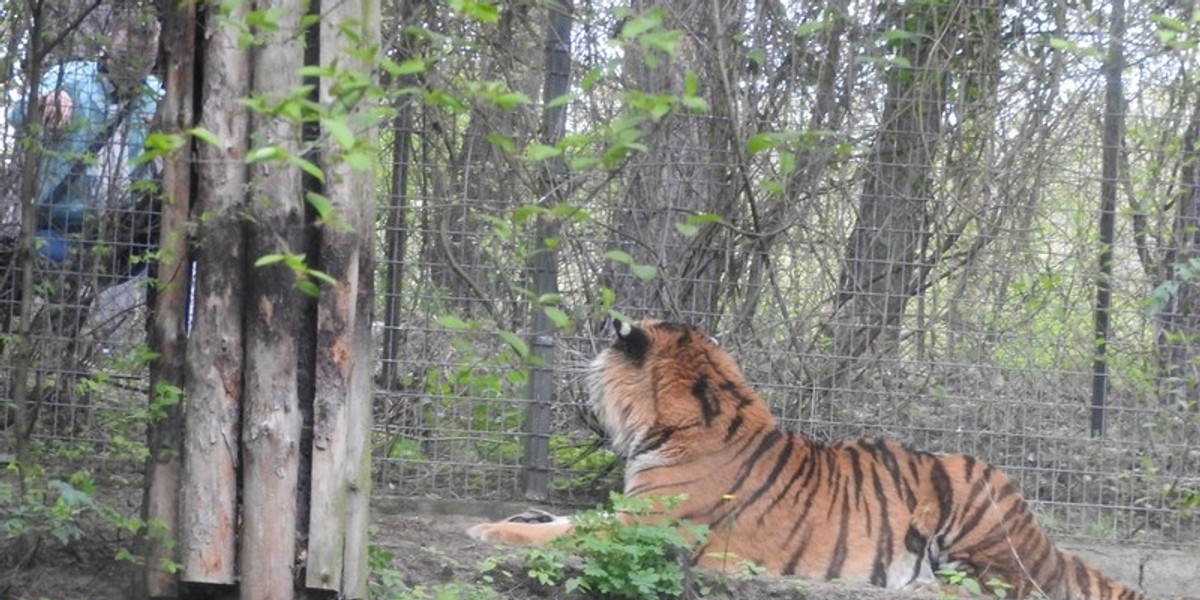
[469,319,1147,600]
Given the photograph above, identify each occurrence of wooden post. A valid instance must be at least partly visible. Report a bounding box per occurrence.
[239,1,306,597]
[306,3,379,595]
[141,2,195,597]
[179,0,250,585]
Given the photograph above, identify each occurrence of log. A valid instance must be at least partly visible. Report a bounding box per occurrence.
[179,0,249,584]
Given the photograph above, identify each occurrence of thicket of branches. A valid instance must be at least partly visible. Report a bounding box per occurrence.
[374,0,1200,542]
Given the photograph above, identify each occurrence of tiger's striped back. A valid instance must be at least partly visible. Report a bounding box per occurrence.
[584,319,1147,600]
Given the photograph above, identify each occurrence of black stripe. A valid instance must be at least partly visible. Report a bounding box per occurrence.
[869,463,893,587]
[762,439,817,521]
[724,414,744,442]
[726,429,783,496]
[904,526,928,584]
[1072,557,1090,597]
[784,448,824,540]
[720,380,754,408]
[846,446,866,508]
[692,375,719,425]
[930,459,953,534]
[677,429,780,522]
[954,467,995,533]
[738,435,795,518]
[870,440,914,510]
[631,426,679,457]
[824,495,852,580]
[783,528,814,576]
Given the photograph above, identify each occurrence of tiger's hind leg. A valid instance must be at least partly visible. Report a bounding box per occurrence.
[467,508,573,545]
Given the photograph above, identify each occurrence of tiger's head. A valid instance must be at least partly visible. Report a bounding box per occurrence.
[587,319,776,466]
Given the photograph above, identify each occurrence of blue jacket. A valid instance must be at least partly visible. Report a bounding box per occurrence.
[9,60,163,231]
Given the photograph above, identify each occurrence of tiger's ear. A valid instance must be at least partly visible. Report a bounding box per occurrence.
[611,318,649,363]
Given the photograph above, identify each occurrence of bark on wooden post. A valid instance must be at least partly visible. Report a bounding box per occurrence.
[306,2,379,595]
[179,0,249,584]
[239,2,306,598]
[141,2,195,597]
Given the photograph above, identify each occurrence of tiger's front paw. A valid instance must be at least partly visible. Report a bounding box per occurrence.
[467,509,572,545]
[501,508,561,524]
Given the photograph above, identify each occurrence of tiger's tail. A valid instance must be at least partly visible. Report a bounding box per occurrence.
[1042,548,1146,600]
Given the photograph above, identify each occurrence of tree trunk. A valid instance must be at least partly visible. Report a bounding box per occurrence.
[609,0,736,327]
[522,0,572,502]
[1091,0,1124,436]
[828,1,952,370]
[1156,95,1200,410]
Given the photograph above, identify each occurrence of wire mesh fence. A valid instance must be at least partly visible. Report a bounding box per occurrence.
[0,0,1198,555]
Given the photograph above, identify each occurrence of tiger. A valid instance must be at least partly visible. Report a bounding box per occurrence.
[468,319,1148,600]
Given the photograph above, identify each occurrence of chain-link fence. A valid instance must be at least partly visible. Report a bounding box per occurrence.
[369,0,1200,550]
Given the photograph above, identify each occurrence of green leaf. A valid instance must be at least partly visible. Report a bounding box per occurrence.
[344,151,373,171]
[448,0,500,23]
[630,264,657,281]
[603,249,635,265]
[681,96,709,113]
[796,20,826,38]
[568,155,602,171]
[437,315,472,330]
[305,191,334,221]
[543,306,571,328]
[760,179,785,195]
[525,143,563,161]
[779,150,796,174]
[497,330,530,358]
[308,269,336,285]
[393,57,427,75]
[675,222,698,237]
[880,28,915,44]
[188,127,220,147]
[289,154,326,182]
[246,145,283,163]
[620,10,664,40]
[322,117,357,151]
[683,71,699,97]
[297,280,320,297]
[1048,37,1073,51]
[254,254,286,267]
[547,92,574,108]
[1151,13,1187,33]
[746,132,777,154]
[486,133,517,154]
[962,578,983,595]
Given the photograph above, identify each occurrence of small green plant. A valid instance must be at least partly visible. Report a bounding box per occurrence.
[521,493,708,600]
[937,566,1015,598]
[369,543,498,600]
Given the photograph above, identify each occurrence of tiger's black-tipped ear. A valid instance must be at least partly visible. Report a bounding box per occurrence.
[611,319,649,363]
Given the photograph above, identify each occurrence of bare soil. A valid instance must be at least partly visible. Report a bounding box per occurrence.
[7,506,1183,599]
[5,509,940,600]
[371,510,944,600]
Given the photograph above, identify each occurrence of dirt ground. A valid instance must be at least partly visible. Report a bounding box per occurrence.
[4,509,939,600]
[371,510,946,600]
[4,504,1185,600]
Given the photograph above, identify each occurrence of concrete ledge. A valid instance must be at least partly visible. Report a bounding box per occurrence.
[1061,542,1198,600]
[373,498,1197,599]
